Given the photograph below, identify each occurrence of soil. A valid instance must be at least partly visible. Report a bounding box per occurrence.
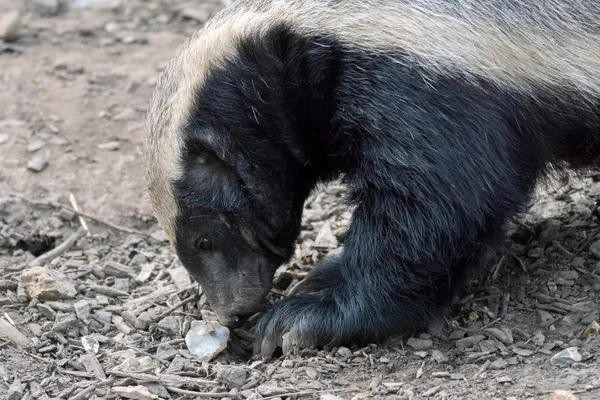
[1,1,599,399]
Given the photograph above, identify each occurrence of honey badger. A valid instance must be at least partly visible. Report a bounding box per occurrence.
[144,0,600,357]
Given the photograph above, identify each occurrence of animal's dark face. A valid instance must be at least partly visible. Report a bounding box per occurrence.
[160,24,340,328]
[173,139,301,328]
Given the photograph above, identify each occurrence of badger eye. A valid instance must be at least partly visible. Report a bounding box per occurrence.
[195,238,212,251]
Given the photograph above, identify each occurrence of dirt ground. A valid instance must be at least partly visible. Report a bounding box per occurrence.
[1,1,599,399]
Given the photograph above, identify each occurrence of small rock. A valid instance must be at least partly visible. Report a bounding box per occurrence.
[431,349,448,363]
[158,316,180,336]
[34,0,61,16]
[168,267,192,291]
[80,353,107,380]
[7,378,25,400]
[217,365,247,389]
[532,331,546,347]
[336,346,353,359]
[0,133,8,144]
[27,140,46,152]
[185,320,229,361]
[551,347,582,367]
[82,335,100,354]
[135,311,152,331]
[112,315,134,335]
[97,141,120,151]
[72,0,123,10]
[112,385,159,400]
[551,390,578,400]
[27,156,49,172]
[314,221,338,248]
[74,300,92,322]
[581,311,599,325]
[496,376,512,383]
[527,247,543,258]
[21,267,77,300]
[104,261,132,278]
[281,359,294,368]
[321,395,344,400]
[590,240,600,259]
[156,343,178,361]
[180,8,211,23]
[0,11,20,42]
[455,335,485,350]
[583,321,599,336]
[484,327,513,345]
[512,347,533,357]
[407,337,432,350]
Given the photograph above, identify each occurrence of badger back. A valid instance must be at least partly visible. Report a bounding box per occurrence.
[143,0,600,244]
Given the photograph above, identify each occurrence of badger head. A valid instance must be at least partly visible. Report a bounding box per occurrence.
[142,4,338,328]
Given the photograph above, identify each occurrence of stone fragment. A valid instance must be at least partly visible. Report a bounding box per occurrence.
[551,347,582,367]
[135,311,152,331]
[104,260,133,278]
[455,335,485,350]
[74,299,92,322]
[80,353,107,379]
[583,321,599,336]
[335,346,353,359]
[407,337,433,350]
[484,327,514,345]
[27,156,49,172]
[82,335,100,353]
[168,267,191,291]
[0,11,20,42]
[34,0,61,16]
[185,320,229,361]
[98,141,120,151]
[217,365,247,389]
[112,386,159,400]
[7,378,25,400]
[551,390,578,400]
[590,240,600,258]
[21,267,77,300]
[158,316,180,336]
[27,140,46,152]
[180,8,211,23]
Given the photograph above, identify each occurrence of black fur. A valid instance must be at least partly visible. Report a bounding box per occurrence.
[173,24,600,355]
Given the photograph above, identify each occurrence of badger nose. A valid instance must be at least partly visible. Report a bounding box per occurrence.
[218,314,244,329]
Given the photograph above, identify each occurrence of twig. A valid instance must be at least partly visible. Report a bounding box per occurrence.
[106,370,217,387]
[156,293,199,321]
[261,388,357,400]
[67,377,115,400]
[69,192,90,237]
[7,193,154,239]
[165,387,232,398]
[29,228,87,268]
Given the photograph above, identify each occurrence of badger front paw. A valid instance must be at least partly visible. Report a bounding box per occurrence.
[252,293,337,358]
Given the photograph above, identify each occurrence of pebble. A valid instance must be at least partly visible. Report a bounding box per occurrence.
[112,385,159,400]
[34,0,61,17]
[158,316,180,336]
[431,349,448,363]
[98,141,120,150]
[72,0,123,10]
[74,299,91,322]
[0,11,20,42]
[167,267,192,291]
[7,378,25,400]
[589,240,600,259]
[407,337,433,350]
[135,311,152,331]
[104,260,133,278]
[82,335,100,354]
[0,133,8,144]
[27,140,46,153]
[581,311,599,325]
[180,8,212,23]
[583,320,599,336]
[550,347,582,367]
[484,327,513,345]
[21,267,77,300]
[455,335,485,350]
[27,156,49,172]
[551,390,579,400]
[217,365,247,389]
[336,346,353,359]
[185,320,229,361]
[532,331,546,347]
